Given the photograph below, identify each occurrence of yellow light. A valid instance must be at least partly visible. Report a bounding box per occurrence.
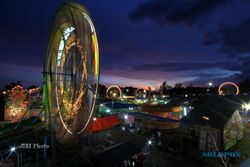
[202,116,210,120]
[242,103,250,110]
[208,82,213,87]
[106,85,122,98]
[92,34,99,76]
[218,82,240,95]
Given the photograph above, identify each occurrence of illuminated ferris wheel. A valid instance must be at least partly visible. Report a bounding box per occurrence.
[218,82,239,95]
[43,2,99,144]
[106,85,122,99]
[135,88,147,99]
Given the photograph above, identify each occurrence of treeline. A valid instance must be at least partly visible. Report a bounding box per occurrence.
[2,79,250,98]
[98,79,250,98]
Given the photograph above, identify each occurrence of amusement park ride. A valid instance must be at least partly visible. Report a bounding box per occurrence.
[106,85,147,100]
[4,85,42,122]
[106,85,122,99]
[0,2,99,165]
[106,81,241,100]
[43,2,99,145]
[218,82,240,95]
[135,88,147,99]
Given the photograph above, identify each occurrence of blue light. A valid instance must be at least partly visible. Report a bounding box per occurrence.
[183,107,187,116]
[10,147,16,153]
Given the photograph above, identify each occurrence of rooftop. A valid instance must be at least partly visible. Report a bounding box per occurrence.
[182,95,250,129]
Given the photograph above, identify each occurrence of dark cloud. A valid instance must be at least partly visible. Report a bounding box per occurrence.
[202,31,220,46]
[202,18,250,60]
[133,61,231,72]
[218,19,250,56]
[129,0,229,26]
[200,17,250,81]
[0,0,249,87]
[229,56,250,79]
[0,0,59,67]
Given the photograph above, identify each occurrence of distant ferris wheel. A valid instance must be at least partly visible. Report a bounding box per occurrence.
[218,82,239,95]
[43,2,99,144]
[106,85,122,99]
[135,88,147,99]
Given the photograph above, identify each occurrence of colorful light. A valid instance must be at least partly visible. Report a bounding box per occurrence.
[183,107,187,116]
[208,81,213,87]
[124,114,128,120]
[10,146,16,153]
[44,2,99,140]
[218,82,239,95]
[5,86,28,122]
[202,116,210,120]
[242,103,250,110]
[135,88,147,99]
[106,85,122,99]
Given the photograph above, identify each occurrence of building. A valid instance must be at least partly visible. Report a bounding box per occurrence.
[4,85,29,122]
[181,96,248,151]
[0,94,5,121]
[127,112,180,130]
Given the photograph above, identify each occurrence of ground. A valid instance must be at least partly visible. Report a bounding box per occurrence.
[142,126,250,167]
[230,127,250,166]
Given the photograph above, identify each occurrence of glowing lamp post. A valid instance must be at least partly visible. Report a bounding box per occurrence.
[208,82,213,87]
[10,146,16,153]
[124,114,128,120]
[8,146,20,167]
[242,103,250,111]
[242,102,250,124]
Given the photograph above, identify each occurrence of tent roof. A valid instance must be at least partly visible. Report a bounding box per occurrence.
[182,95,249,129]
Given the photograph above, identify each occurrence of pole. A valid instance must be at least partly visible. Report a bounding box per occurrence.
[17,152,19,167]
[205,121,227,167]
[180,123,182,153]
[44,137,47,161]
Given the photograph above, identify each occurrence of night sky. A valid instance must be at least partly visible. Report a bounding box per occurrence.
[0,0,250,88]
